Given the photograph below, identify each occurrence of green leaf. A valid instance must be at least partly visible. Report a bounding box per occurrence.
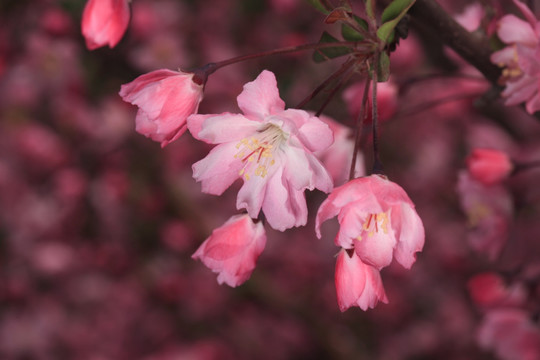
[377,0,415,43]
[341,16,368,41]
[381,0,415,23]
[312,32,352,63]
[305,0,331,15]
[377,52,390,82]
[365,0,376,21]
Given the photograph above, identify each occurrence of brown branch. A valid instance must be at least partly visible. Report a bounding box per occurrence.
[406,0,502,85]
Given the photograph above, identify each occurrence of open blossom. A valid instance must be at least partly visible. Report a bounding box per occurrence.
[188,70,333,231]
[119,69,204,147]
[466,148,513,185]
[316,174,425,270]
[81,0,130,50]
[335,249,388,312]
[491,0,540,113]
[192,214,266,287]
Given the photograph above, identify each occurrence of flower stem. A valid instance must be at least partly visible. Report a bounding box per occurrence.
[371,52,383,175]
[349,78,371,180]
[295,57,356,109]
[194,41,369,77]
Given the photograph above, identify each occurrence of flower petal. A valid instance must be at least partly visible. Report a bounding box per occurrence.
[335,250,367,312]
[192,142,243,195]
[237,70,285,120]
[393,203,425,269]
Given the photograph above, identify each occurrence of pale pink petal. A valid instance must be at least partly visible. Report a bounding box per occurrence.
[315,196,341,239]
[196,113,260,144]
[393,204,425,269]
[237,70,285,120]
[502,75,537,105]
[262,166,308,231]
[193,142,243,195]
[297,114,334,152]
[236,170,271,219]
[354,216,397,270]
[304,151,333,193]
[355,262,388,310]
[335,202,365,248]
[281,145,313,190]
[193,214,266,287]
[187,114,216,140]
[516,44,540,76]
[497,15,537,46]
[490,47,517,67]
[335,250,367,312]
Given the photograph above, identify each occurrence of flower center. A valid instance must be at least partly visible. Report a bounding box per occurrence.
[358,212,389,239]
[233,124,287,180]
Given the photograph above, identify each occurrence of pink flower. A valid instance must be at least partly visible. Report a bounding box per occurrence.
[316,175,424,270]
[192,214,266,287]
[81,0,130,50]
[187,70,333,231]
[119,69,204,147]
[466,148,514,185]
[491,0,540,113]
[456,171,513,260]
[478,309,540,360]
[335,249,388,312]
[467,272,526,308]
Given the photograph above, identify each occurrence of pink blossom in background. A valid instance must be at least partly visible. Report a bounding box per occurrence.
[343,79,398,124]
[188,70,333,231]
[478,309,540,360]
[316,175,425,271]
[192,214,266,287]
[466,148,514,185]
[119,69,204,147]
[335,250,388,312]
[315,114,365,186]
[467,272,526,308]
[81,0,130,50]
[491,0,540,114]
[457,171,513,260]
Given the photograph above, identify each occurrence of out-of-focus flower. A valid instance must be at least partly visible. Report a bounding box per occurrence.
[119,69,204,147]
[315,114,364,186]
[457,171,513,260]
[335,249,388,312]
[491,0,540,114]
[81,0,130,50]
[478,309,540,360]
[467,272,527,308]
[192,214,266,287]
[316,174,424,270]
[343,80,398,123]
[466,148,514,185]
[188,70,333,231]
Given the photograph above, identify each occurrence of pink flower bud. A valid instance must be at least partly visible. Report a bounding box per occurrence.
[192,214,266,287]
[119,69,204,147]
[81,0,130,50]
[466,149,513,185]
[335,250,388,312]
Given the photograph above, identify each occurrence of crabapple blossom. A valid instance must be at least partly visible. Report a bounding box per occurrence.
[119,69,204,147]
[81,0,130,50]
[466,148,513,185]
[192,214,266,287]
[491,0,540,113]
[316,174,425,271]
[188,70,333,231]
[335,249,388,312]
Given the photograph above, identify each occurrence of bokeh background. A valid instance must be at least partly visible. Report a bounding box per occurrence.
[1,0,539,359]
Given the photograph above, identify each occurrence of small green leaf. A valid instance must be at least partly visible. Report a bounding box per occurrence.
[377,52,390,82]
[341,16,368,41]
[305,0,331,14]
[312,31,352,63]
[365,0,376,21]
[377,0,415,43]
[381,0,415,23]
